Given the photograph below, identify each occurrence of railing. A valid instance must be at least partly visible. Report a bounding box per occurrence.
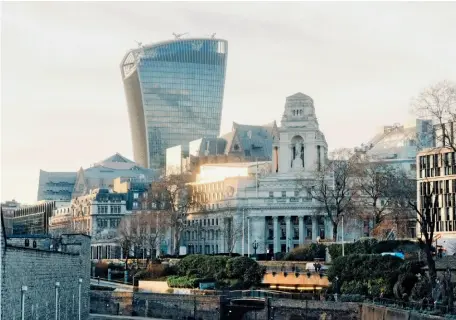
[370,297,454,315]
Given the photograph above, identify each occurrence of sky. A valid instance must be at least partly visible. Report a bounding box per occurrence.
[1,1,456,204]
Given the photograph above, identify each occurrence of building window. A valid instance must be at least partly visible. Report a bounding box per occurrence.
[294,190,299,197]
[282,191,286,198]
[133,193,139,199]
[97,219,108,229]
[98,205,108,214]
[110,218,121,228]
[269,191,274,198]
[111,205,121,214]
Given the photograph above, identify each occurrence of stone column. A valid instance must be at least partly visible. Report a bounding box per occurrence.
[298,216,304,245]
[251,216,266,254]
[285,216,292,251]
[326,217,333,241]
[312,216,318,242]
[273,216,280,254]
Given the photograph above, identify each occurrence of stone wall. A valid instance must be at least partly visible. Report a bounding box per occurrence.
[90,291,222,319]
[362,304,443,320]
[1,234,91,320]
[241,299,361,320]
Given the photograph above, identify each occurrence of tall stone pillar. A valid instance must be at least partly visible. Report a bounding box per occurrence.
[285,216,292,251]
[273,216,280,254]
[325,216,333,241]
[251,216,266,254]
[312,216,318,242]
[298,216,304,245]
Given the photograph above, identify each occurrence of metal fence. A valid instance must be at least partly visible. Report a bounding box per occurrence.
[371,297,455,316]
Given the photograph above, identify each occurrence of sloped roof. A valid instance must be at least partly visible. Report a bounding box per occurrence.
[224,122,274,158]
[286,92,312,100]
[95,153,137,169]
[366,126,416,159]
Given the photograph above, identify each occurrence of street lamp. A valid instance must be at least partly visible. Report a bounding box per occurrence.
[252,240,259,258]
[334,276,339,302]
[340,214,345,257]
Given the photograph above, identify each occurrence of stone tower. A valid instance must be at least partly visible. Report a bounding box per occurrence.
[272,92,328,175]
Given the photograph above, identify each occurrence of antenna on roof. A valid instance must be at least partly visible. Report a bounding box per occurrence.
[134,40,143,48]
[172,32,188,39]
[205,33,217,38]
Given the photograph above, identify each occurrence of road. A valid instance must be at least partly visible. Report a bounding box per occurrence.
[90,278,133,292]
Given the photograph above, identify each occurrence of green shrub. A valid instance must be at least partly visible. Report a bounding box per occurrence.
[94,261,109,278]
[372,240,420,254]
[226,256,265,287]
[339,294,365,302]
[176,255,229,279]
[167,276,199,288]
[341,280,368,295]
[284,243,326,261]
[328,254,403,298]
[328,239,378,260]
[174,254,264,289]
[274,252,286,261]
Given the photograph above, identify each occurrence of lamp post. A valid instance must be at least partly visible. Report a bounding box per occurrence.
[252,240,259,258]
[78,278,82,320]
[21,286,28,320]
[341,214,345,257]
[334,276,339,302]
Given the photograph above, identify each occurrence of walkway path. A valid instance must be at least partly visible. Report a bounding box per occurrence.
[90,314,169,320]
[90,278,133,292]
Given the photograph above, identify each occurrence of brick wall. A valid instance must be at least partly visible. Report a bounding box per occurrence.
[1,234,91,320]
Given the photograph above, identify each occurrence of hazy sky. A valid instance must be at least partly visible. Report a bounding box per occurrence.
[1,1,456,203]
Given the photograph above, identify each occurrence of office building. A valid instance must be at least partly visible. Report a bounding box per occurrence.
[120,37,228,169]
[37,153,157,201]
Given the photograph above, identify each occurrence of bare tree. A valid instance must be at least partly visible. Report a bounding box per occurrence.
[304,149,359,241]
[414,80,456,150]
[145,173,206,255]
[393,170,437,282]
[222,213,244,256]
[352,157,401,235]
[117,214,141,269]
[136,211,168,264]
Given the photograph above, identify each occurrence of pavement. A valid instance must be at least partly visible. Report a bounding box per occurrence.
[89,315,169,320]
[90,278,133,292]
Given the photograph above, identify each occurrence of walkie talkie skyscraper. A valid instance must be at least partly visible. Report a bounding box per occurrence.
[120,37,228,169]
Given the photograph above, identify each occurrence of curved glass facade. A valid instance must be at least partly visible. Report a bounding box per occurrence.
[121,38,228,169]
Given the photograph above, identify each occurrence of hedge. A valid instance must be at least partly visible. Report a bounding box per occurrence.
[328,239,421,260]
[173,255,265,289]
[284,243,326,261]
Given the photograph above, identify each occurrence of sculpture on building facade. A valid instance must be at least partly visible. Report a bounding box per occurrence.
[292,141,304,169]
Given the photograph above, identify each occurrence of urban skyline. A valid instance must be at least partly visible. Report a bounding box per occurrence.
[2,2,456,203]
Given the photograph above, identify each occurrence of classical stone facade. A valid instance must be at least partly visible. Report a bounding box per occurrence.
[49,188,129,259]
[1,215,91,320]
[181,93,352,255]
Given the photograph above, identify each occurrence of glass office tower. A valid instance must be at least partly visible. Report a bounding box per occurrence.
[120,38,228,169]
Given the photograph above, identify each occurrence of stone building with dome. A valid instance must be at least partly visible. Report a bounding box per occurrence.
[178,93,352,256]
